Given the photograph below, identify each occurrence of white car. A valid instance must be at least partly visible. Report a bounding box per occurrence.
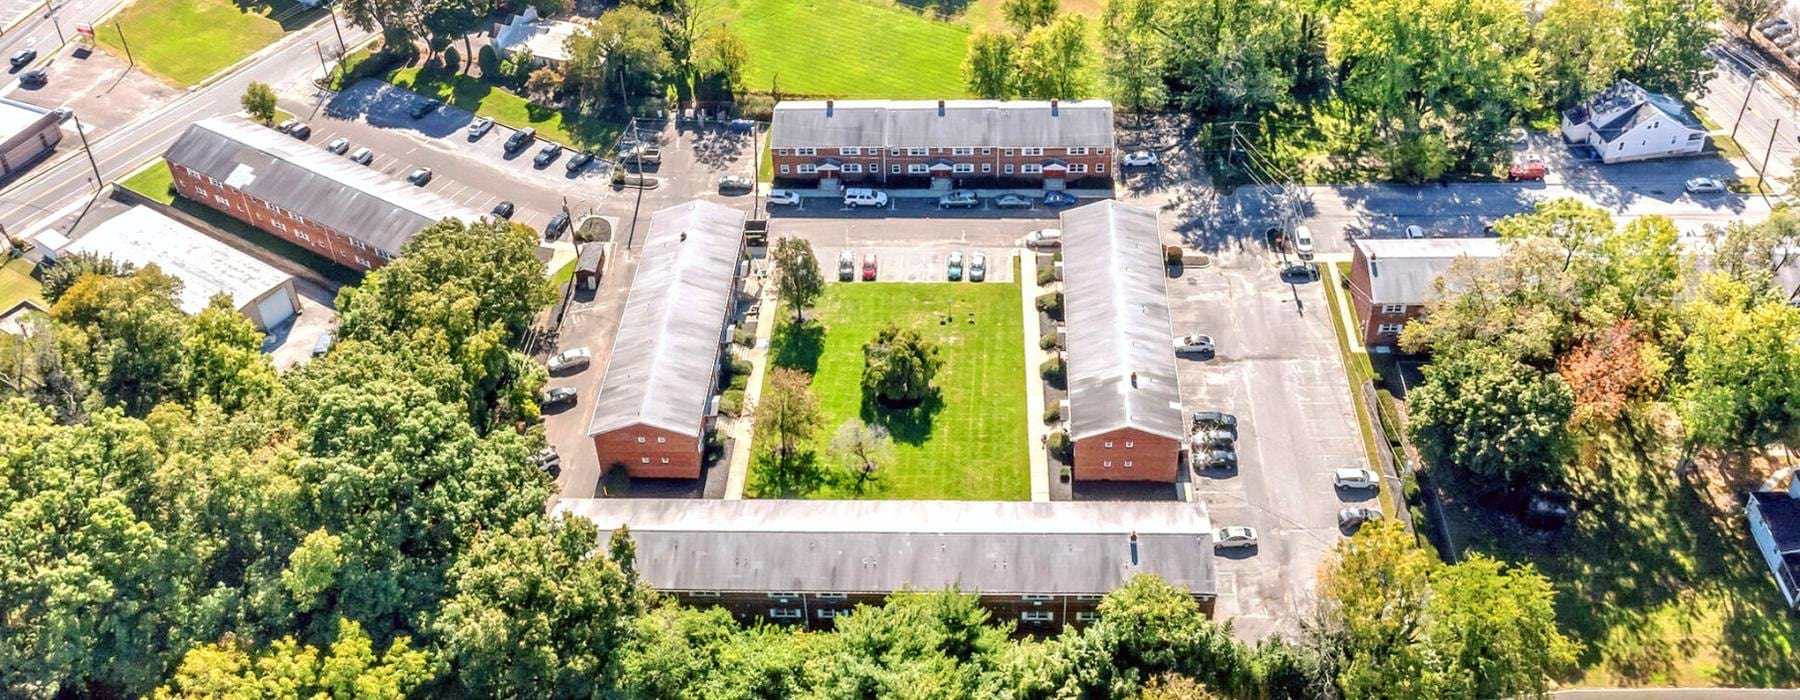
[468,116,494,139]
[843,188,889,208]
[1024,228,1062,248]
[1121,150,1159,167]
[1334,467,1381,490]
[324,137,351,155]
[766,189,800,206]
[1173,334,1215,355]
[1685,177,1725,194]
[718,174,753,192]
[1293,225,1315,261]
[1215,526,1259,549]
[547,347,592,373]
[1405,224,1426,239]
[347,146,374,165]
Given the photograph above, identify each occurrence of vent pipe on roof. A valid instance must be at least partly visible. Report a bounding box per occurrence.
[938,99,945,116]
[1051,99,1059,116]
[826,100,834,117]
[1130,371,1138,388]
[1128,531,1139,566]
[680,232,687,242]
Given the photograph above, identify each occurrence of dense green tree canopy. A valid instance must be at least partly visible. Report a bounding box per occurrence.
[1407,343,1576,486]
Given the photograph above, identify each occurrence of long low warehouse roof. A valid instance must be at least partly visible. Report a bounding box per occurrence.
[587,200,747,439]
[63,205,291,315]
[553,499,1217,597]
[164,115,475,255]
[771,99,1114,149]
[1060,200,1184,442]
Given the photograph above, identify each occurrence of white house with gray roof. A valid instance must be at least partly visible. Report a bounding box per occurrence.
[1562,80,1708,163]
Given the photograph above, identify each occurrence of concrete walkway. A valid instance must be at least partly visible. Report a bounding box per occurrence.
[1319,254,1366,356]
[1019,251,1051,502]
[723,286,778,500]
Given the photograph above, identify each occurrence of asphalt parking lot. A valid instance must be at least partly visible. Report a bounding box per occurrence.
[6,45,177,140]
[812,244,1016,284]
[292,80,618,236]
[1164,239,1374,641]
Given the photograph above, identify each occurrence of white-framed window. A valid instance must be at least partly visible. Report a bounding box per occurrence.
[952,147,974,155]
[1004,149,1015,157]
[1096,163,1106,173]
[797,164,818,174]
[816,609,844,619]
[953,163,974,173]
[908,147,929,156]
[1104,441,1113,448]
[378,250,396,261]
[908,164,928,174]
[1004,164,1015,174]
[1021,147,1044,156]
[637,437,646,443]
[768,592,799,600]
[356,257,373,268]
[892,165,902,174]
[273,221,287,232]
[351,239,368,251]
[1097,147,1107,155]
[1067,147,1089,155]
[1074,594,1104,601]
[1124,461,1134,468]
[769,608,803,619]
[213,194,230,206]
[1103,461,1113,467]
[844,163,862,173]
[981,148,992,155]
[981,163,992,173]
[1021,594,1054,601]
[1125,441,1134,448]
[689,591,722,598]
[1022,164,1043,174]
[816,592,848,600]
[1074,611,1100,622]
[1378,323,1405,335]
[657,436,666,443]
[659,457,670,464]
[1020,611,1055,622]
[292,229,308,241]
[1381,304,1406,314]
[890,148,902,156]
[640,457,650,463]
[780,164,791,174]
[840,147,861,155]
[1070,164,1088,173]
[775,148,789,156]
[207,176,222,187]
[796,147,817,156]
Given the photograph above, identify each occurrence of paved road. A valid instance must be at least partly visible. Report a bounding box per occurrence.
[1707,41,1800,183]
[0,0,118,65]
[0,15,375,234]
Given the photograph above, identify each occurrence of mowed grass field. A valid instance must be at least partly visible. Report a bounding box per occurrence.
[387,66,623,148]
[99,0,315,86]
[720,0,972,97]
[751,283,1028,500]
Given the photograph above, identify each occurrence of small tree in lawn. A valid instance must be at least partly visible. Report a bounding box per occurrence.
[830,418,894,491]
[772,237,824,323]
[758,367,823,457]
[862,324,943,405]
[241,82,278,124]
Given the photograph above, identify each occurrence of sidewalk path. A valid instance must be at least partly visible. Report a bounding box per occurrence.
[723,286,777,500]
[1020,251,1050,502]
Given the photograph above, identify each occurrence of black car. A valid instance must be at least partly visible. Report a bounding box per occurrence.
[1192,448,1237,470]
[409,98,442,119]
[565,150,594,172]
[1191,411,1238,433]
[10,48,36,68]
[19,70,46,87]
[491,200,515,219]
[545,211,570,237]
[534,143,564,167]
[288,123,312,139]
[505,127,537,153]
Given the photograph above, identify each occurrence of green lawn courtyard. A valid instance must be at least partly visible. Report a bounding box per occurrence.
[721,0,972,98]
[386,65,623,148]
[119,159,176,204]
[99,0,317,86]
[749,282,1028,500]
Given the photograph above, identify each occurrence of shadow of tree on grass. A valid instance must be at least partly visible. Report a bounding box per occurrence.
[769,319,825,376]
[860,392,944,447]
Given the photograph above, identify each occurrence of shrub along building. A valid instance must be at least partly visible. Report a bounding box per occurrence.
[769,99,1114,191]
[163,115,474,271]
[588,200,747,479]
[552,498,1218,629]
[1346,238,1507,348]
[1060,200,1185,483]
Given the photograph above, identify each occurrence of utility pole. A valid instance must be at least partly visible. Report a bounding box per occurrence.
[751,118,762,220]
[1732,72,1761,142]
[47,3,63,45]
[1758,117,1781,201]
[72,113,101,189]
[326,1,347,56]
[314,41,328,76]
[113,20,131,67]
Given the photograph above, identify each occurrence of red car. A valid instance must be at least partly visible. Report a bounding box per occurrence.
[861,253,878,281]
[1507,161,1546,182]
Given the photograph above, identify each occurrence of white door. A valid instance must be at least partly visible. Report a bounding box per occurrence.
[254,287,297,330]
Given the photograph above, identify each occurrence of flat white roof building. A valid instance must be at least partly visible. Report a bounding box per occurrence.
[492,8,584,67]
[63,205,300,331]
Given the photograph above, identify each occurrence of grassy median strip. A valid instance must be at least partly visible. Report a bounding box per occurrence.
[99,0,316,87]
[751,282,1028,500]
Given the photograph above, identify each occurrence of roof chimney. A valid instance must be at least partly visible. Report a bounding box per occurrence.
[938,99,945,116]
[826,100,833,117]
[1051,99,1059,116]
[679,232,687,242]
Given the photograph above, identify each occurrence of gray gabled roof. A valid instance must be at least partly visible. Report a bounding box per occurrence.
[1060,200,1183,441]
[163,116,475,255]
[1354,238,1508,305]
[552,499,1217,596]
[770,99,1114,149]
[588,200,746,438]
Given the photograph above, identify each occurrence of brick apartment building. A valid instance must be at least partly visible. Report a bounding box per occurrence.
[1061,200,1184,482]
[163,116,474,271]
[1346,238,1506,348]
[552,498,1218,630]
[587,200,747,479]
[769,99,1115,190]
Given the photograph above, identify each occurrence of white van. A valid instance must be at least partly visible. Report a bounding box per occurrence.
[843,188,889,208]
[1293,225,1315,261]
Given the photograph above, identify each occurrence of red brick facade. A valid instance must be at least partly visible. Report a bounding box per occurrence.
[771,145,1112,187]
[1073,428,1180,483]
[667,589,1214,630]
[593,423,703,479]
[1347,245,1426,347]
[169,162,391,271]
